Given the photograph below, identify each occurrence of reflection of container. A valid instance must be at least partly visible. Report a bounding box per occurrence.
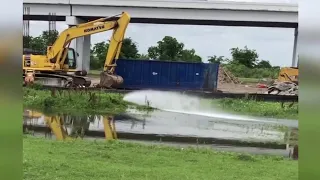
[115,59,219,91]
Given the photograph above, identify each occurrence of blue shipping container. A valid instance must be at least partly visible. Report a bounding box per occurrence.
[115,59,219,91]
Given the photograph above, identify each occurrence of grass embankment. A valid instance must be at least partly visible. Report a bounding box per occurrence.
[23,87,152,115]
[212,98,298,120]
[23,87,298,119]
[24,136,297,180]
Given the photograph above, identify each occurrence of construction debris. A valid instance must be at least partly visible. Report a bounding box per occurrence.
[267,81,298,96]
[218,66,240,85]
[217,66,299,96]
[256,83,268,88]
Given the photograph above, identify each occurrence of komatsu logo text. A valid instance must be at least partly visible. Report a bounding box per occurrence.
[84,25,105,33]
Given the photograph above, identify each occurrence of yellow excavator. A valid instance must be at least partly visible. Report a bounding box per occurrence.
[277,67,298,84]
[23,12,131,88]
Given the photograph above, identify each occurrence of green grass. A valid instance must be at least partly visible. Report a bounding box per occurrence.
[23,136,297,180]
[23,87,152,115]
[224,64,280,79]
[211,98,298,120]
[238,77,261,84]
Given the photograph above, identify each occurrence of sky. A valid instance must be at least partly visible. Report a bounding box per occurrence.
[27,0,298,67]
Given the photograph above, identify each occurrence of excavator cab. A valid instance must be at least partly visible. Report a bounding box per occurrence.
[65,48,88,77]
[48,47,77,68]
[65,48,78,70]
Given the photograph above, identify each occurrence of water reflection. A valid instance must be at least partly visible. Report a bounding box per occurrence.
[23,110,119,140]
[23,109,298,147]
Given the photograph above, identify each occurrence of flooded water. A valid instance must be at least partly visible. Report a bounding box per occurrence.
[23,107,298,148]
[23,90,298,157]
[121,90,297,143]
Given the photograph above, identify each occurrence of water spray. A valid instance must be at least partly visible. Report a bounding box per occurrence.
[123,90,273,122]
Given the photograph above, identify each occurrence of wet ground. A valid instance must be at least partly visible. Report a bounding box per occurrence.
[23,108,298,157]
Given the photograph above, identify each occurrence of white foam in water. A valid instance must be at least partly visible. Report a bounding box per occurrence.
[124,90,200,111]
[123,90,273,123]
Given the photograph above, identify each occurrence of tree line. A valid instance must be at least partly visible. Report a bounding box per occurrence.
[23,30,280,78]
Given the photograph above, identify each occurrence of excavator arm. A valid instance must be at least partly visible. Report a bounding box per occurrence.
[47,12,130,71]
[44,116,71,140]
[47,20,117,66]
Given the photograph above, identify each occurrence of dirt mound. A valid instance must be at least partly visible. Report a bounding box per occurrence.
[218,66,240,85]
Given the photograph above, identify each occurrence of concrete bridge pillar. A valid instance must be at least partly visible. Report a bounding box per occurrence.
[65,16,91,72]
[292,28,298,67]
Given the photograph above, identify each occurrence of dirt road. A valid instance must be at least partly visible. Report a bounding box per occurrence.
[218,83,268,94]
[89,76,268,94]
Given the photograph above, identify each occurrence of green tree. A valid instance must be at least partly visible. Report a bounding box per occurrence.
[119,37,139,59]
[90,37,140,69]
[90,42,109,70]
[230,46,259,68]
[180,49,202,62]
[29,36,46,53]
[137,53,150,60]
[255,60,272,68]
[23,35,33,48]
[24,30,60,54]
[207,55,230,64]
[148,36,184,60]
[147,36,202,62]
[41,30,59,46]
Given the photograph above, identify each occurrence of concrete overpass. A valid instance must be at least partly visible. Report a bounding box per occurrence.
[23,0,299,71]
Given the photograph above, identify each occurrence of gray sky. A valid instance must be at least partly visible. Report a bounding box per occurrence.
[28,0,298,67]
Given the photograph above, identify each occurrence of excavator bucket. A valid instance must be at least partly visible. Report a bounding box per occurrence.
[24,70,35,85]
[99,71,123,88]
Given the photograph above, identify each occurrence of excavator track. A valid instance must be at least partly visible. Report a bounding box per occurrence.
[62,73,92,88]
[23,73,73,88]
[23,72,91,88]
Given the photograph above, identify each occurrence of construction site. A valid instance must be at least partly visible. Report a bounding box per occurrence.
[217,65,298,95]
[22,7,298,180]
[23,8,298,97]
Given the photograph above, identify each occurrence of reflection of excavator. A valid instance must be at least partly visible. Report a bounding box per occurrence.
[23,12,131,88]
[103,116,118,140]
[268,67,299,95]
[45,115,117,140]
[44,115,73,140]
[23,109,43,119]
[23,111,117,140]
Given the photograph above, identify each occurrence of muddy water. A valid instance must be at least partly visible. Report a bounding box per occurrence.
[23,108,297,145]
[117,110,290,142]
[23,90,298,157]
[121,90,298,143]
